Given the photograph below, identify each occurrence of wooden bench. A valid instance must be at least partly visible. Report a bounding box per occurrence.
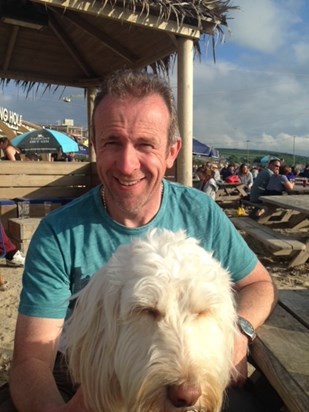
[241,199,297,225]
[230,217,308,267]
[241,199,268,210]
[0,161,99,227]
[250,289,309,412]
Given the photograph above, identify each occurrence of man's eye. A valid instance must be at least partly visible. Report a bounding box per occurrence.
[104,141,119,147]
[139,143,154,149]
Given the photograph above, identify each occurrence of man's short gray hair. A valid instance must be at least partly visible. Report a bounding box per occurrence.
[92,70,180,148]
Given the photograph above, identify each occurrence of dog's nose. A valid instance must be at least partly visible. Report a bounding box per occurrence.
[167,383,201,407]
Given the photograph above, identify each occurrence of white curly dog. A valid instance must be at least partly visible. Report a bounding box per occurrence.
[66,229,237,412]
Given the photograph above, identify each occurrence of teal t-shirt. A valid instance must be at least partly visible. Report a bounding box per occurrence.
[19,180,257,319]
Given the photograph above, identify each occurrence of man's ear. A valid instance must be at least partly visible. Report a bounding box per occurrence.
[166,138,182,169]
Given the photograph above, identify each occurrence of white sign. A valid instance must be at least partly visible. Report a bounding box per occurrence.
[0,107,23,130]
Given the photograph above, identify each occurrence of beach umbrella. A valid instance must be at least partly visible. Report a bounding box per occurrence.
[77,143,89,156]
[260,155,271,164]
[260,155,280,164]
[11,129,79,153]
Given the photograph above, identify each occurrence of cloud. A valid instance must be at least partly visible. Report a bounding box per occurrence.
[293,41,309,65]
[228,0,300,53]
[190,59,309,155]
[184,0,309,157]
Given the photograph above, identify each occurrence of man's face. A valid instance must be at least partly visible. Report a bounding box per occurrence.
[93,93,181,222]
[269,161,280,174]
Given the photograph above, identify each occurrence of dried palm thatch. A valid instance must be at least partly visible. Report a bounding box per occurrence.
[0,0,237,92]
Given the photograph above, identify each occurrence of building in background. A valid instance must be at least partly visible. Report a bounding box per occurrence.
[0,106,39,138]
[0,105,86,143]
[42,119,87,143]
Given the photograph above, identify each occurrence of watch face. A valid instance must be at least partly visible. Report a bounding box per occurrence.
[238,317,256,341]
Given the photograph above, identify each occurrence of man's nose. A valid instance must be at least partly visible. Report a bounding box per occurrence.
[116,145,140,174]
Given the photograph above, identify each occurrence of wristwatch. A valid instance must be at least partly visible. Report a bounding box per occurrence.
[237,316,256,343]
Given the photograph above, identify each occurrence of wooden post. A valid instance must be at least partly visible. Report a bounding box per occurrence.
[177,37,194,186]
[87,87,96,163]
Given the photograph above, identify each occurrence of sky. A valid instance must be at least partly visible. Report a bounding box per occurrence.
[1,0,309,157]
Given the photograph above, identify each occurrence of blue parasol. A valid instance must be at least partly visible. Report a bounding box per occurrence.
[11,129,79,153]
[77,143,89,156]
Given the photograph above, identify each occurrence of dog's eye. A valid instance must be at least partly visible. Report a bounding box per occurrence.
[132,306,161,319]
[143,308,161,319]
[195,310,211,319]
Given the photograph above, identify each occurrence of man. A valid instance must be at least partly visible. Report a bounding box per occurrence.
[220,163,235,180]
[2,70,276,412]
[250,159,281,203]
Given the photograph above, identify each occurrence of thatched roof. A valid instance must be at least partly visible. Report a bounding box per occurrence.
[0,0,236,91]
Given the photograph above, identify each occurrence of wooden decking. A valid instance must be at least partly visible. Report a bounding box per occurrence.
[250,289,309,412]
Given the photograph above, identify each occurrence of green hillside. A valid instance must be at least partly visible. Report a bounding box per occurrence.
[217,148,308,166]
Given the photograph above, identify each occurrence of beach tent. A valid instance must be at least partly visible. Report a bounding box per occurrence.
[193,138,211,156]
[0,0,234,185]
[193,138,219,158]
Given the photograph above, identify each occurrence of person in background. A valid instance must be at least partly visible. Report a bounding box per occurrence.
[25,153,41,161]
[51,147,67,161]
[2,69,276,412]
[250,159,281,203]
[211,163,222,183]
[280,165,295,182]
[238,163,253,196]
[300,164,309,178]
[250,166,259,180]
[0,137,21,161]
[200,169,218,200]
[67,152,76,162]
[0,223,25,267]
[221,162,236,180]
[195,166,206,190]
[265,166,294,196]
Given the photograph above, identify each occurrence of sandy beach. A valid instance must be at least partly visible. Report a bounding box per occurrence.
[1,228,308,386]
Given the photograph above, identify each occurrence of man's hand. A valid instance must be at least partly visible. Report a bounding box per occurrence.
[231,331,249,387]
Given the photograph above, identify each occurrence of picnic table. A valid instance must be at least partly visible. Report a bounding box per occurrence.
[250,289,309,412]
[260,195,309,230]
[216,182,247,204]
[232,193,309,267]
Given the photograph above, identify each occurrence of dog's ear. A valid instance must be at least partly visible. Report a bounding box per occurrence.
[66,266,122,411]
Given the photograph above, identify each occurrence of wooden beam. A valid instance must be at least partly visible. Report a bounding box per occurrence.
[33,0,201,39]
[87,87,96,163]
[177,37,194,186]
[2,26,19,72]
[48,11,95,78]
[58,10,139,64]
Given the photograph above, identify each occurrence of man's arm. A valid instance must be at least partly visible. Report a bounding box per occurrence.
[9,314,91,412]
[232,260,278,385]
[9,314,66,412]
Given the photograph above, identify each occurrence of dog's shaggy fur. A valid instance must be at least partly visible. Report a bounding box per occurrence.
[66,229,237,412]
